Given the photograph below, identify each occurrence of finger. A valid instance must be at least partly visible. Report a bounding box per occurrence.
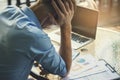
[72,0,76,10]
[64,1,69,12]
[66,0,76,16]
[57,0,67,14]
[71,0,76,5]
[51,0,63,17]
[67,0,72,10]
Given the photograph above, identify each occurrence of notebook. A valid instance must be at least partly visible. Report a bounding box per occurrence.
[49,6,99,49]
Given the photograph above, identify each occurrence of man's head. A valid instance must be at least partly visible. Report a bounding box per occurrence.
[30,0,76,28]
[30,0,58,28]
[40,0,59,18]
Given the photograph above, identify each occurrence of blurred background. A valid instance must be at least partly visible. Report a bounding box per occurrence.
[0,0,120,79]
[0,0,120,31]
[94,0,120,30]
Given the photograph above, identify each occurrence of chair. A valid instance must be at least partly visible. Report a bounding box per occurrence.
[7,0,37,7]
[30,62,49,80]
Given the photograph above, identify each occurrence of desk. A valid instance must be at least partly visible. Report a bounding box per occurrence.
[80,27,120,74]
[32,27,120,80]
[52,27,120,79]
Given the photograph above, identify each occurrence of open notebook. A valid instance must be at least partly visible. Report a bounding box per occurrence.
[49,6,99,49]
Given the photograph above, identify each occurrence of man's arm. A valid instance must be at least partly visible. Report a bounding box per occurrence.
[51,0,75,76]
[60,23,72,75]
[30,0,75,77]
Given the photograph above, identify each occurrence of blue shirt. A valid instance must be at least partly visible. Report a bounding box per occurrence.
[0,5,67,80]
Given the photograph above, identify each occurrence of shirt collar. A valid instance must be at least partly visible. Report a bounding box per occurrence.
[21,7,42,29]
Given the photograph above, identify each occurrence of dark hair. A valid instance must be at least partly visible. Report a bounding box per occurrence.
[42,0,63,19]
[41,0,54,12]
[41,0,51,3]
[41,0,56,18]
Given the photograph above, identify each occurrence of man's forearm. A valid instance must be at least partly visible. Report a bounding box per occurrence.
[59,23,72,75]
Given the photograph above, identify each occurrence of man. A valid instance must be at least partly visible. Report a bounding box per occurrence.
[0,0,75,80]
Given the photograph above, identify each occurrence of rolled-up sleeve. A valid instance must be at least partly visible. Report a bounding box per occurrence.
[29,28,67,77]
[7,26,67,77]
[1,5,67,77]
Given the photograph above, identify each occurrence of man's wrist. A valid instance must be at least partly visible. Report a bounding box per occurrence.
[60,23,72,32]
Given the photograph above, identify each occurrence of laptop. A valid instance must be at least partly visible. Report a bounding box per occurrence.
[48,6,99,50]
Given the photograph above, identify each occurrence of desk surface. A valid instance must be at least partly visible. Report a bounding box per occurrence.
[80,27,120,74]
[32,27,120,80]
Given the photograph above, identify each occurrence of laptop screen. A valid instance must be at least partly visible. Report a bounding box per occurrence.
[72,6,99,39]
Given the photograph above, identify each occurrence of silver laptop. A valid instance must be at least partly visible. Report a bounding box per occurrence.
[48,6,99,50]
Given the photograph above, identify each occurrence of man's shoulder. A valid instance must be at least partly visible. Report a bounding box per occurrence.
[0,5,19,14]
[0,5,22,22]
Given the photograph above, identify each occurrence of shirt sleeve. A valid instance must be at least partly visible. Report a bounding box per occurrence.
[1,6,67,77]
[28,27,67,77]
[7,26,67,77]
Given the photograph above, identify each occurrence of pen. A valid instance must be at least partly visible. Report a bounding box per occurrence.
[72,52,80,60]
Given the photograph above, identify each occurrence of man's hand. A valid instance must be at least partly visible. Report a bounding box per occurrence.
[50,0,76,77]
[51,0,75,27]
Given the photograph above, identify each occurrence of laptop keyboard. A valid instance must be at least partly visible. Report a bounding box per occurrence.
[49,30,92,49]
[72,33,89,43]
[55,31,89,43]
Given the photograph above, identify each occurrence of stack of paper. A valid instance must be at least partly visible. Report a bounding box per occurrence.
[68,54,120,80]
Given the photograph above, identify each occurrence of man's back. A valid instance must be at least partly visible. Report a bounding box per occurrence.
[0,48,33,80]
[0,6,35,80]
[0,5,67,80]
[0,7,40,80]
